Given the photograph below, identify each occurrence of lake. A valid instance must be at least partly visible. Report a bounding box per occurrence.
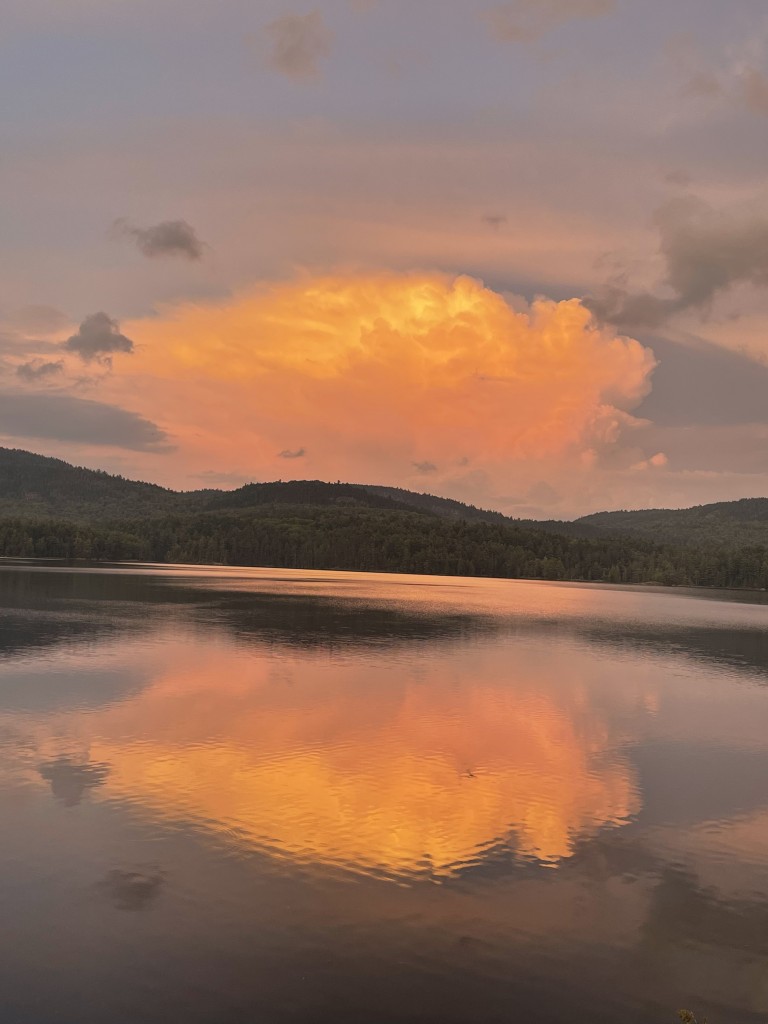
[0,562,767,1024]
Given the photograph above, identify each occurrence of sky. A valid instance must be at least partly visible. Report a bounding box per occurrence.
[2,0,768,518]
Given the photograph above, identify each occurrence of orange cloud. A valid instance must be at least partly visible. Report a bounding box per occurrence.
[104,272,656,498]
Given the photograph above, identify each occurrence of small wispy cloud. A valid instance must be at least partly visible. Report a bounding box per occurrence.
[16,359,64,383]
[262,11,332,81]
[484,0,615,44]
[482,213,508,231]
[278,447,307,459]
[412,460,438,474]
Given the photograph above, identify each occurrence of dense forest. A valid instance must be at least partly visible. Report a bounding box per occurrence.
[1,447,767,589]
[578,497,768,548]
[2,506,768,589]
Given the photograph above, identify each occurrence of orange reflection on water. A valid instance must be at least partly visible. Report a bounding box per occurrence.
[27,638,643,878]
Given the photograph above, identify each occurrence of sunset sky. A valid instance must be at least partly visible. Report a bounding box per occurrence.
[2,0,768,517]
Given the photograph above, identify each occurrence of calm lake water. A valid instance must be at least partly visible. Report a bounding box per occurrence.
[1,562,767,1024]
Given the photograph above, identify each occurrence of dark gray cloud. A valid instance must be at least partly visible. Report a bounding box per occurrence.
[484,0,615,43]
[16,359,64,383]
[263,11,332,80]
[278,447,306,459]
[0,392,170,450]
[114,218,205,260]
[412,460,438,474]
[587,196,768,328]
[63,312,134,361]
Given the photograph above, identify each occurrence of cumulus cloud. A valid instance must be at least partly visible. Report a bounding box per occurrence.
[16,359,64,383]
[113,218,205,261]
[484,0,615,43]
[107,272,656,510]
[630,452,668,472]
[278,447,306,459]
[0,392,169,450]
[587,196,768,328]
[64,312,134,362]
[262,11,332,80]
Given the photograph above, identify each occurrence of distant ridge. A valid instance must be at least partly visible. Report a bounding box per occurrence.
[0,446,517,525]
[1,446,767,547]
[0,448,766,588]
[577,498,768,547]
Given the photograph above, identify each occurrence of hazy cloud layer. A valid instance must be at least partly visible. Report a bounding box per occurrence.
[680,41,768,119]
[638,335,768,428]
[192,470,250,487]
[64,312,134,361]
[262,11,332,80]
[5,305,68,334]
[0,392,169,450]
[114,218,205,261]
[588,197,768,328]
[16,359,64,383]
[484,0,615,43]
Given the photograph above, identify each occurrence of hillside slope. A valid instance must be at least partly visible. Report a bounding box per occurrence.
[578,498,768,547]
[0,447,515,524]
[0,447,180,519]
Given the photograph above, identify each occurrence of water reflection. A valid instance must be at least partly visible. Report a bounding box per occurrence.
[8,637,643,876]
[39,756,110,806]
[1,565,768,1024]
[100,867,165,911]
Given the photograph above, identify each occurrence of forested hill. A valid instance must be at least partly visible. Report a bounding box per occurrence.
[0,447,514,523]
[577,498,768,548]
[1,447,767,589]
[0,447,180,519]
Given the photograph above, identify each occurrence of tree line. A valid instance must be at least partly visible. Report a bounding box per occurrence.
[1,505,767,589]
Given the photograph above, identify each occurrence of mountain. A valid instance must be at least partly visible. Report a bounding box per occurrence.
[0,447,766,589]
[577,498,768,548]
[0,447,513,524]
[0,447,180,520]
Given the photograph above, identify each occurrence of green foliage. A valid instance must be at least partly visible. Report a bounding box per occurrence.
[1,505,766,588]
[1,446,766,587]
[578,498,768,548]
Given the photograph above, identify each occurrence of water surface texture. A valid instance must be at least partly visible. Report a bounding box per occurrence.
[1,563,767,1024]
